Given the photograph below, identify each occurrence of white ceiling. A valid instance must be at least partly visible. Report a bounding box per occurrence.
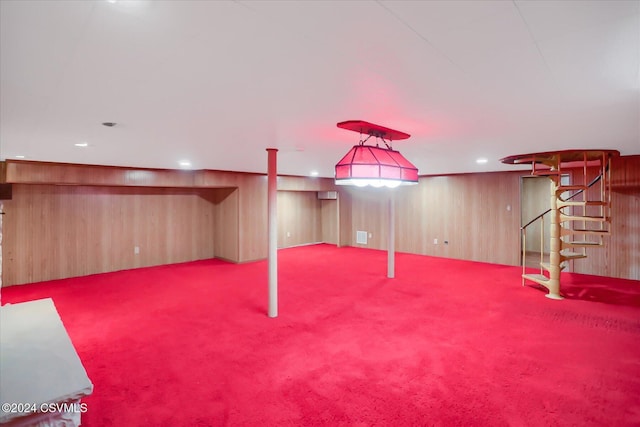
[1,0,639,177]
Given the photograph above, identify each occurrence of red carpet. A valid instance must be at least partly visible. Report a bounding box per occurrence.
[2,244,639,426]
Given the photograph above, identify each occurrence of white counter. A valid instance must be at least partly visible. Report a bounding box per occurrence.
[1,298,93,427]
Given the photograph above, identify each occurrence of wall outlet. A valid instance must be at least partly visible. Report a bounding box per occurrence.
[368,233,372,238]
[433,238,438,245]
[286,231,291,238]
[134,246,140,255]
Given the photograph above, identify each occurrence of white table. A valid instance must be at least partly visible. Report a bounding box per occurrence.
[1,298,93,427]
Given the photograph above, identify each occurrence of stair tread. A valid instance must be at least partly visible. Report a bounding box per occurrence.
[557,200,608,206]
[557,185,588,191]
[562,240,602,246]
[562,228,610,235]
[560,251,587,260]
[523,273,549,282]
[560,214,608,221]
[540,262,567,271]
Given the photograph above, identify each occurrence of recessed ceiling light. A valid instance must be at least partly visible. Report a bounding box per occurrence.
[476,158,488,164]
[178,160,191,168]
[15,155,26,159]
[310,170,319,177]
[75,142,89,147]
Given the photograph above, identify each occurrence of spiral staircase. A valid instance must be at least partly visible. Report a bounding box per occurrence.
[501,149,619,299]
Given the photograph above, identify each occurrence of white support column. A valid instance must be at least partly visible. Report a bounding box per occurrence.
[387,192,395,279]
[267,149,278,317]
[0,201,3,303]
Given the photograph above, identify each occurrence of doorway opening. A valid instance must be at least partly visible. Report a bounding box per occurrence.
[520,174,570,270]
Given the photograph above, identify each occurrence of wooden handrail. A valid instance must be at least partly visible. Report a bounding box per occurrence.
[520,170,605,231]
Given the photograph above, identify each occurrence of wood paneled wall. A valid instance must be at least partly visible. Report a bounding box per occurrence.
[210,188,239,262]
[338,156,639,279]
[2,185,219,286]
[277,191,322,248]
[570,155,640,279]
[343,187,392,250]
[3,157,637,285]
[339,171,524,266]
[4,160,336,266]
[611,155,640,191]
[338,190,353,247]
[238,174,268,262]
[321,199,339,245]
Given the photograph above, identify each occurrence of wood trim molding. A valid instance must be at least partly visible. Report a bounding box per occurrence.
[5,160,338,191]
[5,160,199,187]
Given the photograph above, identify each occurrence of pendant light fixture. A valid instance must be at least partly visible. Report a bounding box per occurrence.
[335,120,418,188]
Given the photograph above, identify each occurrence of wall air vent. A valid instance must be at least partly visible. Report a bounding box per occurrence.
[356,231,368,245]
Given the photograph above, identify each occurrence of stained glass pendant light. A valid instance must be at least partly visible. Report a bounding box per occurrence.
[335,120,418,188]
